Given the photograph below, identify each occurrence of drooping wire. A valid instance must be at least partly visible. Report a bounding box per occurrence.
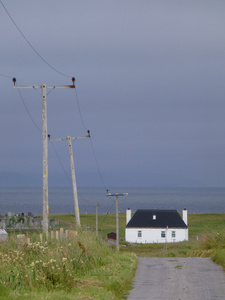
[89,138,108,191]
[0,0,71,78]
[17,89,42,133]
[74,88,89,132]
[0,73,12,79]
[49,141,95,206]
[99,199,116,228]
[50,141,72,184]
[73,88,109,192]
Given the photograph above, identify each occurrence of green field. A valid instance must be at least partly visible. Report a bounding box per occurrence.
[1,212,225,299]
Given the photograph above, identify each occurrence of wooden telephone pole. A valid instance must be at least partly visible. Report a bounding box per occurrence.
[13,77,76,234]
[49,133,90,226]
[106,192,128,251]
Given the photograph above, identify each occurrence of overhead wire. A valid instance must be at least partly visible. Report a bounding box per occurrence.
[50,141,72,185]
[73,88,109,192]
[73,87,117,227]
[74,88,89,132]
[17,89,42,133]
[0,73,12,79]
[49,137,94,206]
[0,0,71,78]
[1,1,111,211]
[16,80,95,207]
[99,199,116,228]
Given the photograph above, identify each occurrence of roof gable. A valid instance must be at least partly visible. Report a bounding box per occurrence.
[126,209,188,229]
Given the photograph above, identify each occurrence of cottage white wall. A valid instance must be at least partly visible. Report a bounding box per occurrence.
[125,228,188,244]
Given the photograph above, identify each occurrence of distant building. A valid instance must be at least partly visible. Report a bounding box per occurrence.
[125,208,188,244]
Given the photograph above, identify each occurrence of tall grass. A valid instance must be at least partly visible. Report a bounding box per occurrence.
[0,231,107,292]
[193,230,225,269]
[0,230,137,299]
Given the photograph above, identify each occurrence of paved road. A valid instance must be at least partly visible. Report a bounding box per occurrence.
[127,257,225,300]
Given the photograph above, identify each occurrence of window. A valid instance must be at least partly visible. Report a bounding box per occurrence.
[138,230,142,238]
[161,231,166,238]
[172,231,176,238]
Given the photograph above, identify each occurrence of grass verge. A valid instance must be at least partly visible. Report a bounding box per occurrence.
[0,230,137,299]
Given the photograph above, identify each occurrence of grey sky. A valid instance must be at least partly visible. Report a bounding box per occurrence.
[1,1,225,188]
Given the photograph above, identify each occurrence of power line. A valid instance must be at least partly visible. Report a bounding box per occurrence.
[74,88,89,131]
[17,89,42,133]
[50,141,72,184]
[0,0,71,78]
[89,138,108,191]
[49,140,94,207]
[73,88,108,192]
[0,73,12,79]
[99,199,116,228]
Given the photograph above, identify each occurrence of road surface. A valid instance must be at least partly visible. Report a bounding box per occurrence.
[127,257,225,300]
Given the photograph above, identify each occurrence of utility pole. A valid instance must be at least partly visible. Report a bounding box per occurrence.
[96,202,98,236]
[49,133,90,227]
[13,77,76,234]
[106,192,128,251]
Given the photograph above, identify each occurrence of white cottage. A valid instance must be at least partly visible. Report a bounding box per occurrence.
[125,208,188,244]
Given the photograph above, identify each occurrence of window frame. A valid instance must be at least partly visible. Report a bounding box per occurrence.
[137,230,142,238]
[161,231,166,238]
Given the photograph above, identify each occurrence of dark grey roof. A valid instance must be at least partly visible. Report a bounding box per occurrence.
[126,209,188,229]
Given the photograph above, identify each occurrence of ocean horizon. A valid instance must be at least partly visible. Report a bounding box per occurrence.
[0,186,225,215]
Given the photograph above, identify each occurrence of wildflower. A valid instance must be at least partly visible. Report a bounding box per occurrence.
[62,257,67,263]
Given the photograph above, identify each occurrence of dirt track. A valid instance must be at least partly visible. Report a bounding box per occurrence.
[127,257,225,300]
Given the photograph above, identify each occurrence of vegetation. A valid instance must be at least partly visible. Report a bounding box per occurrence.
[0,230,137,299]
[1,212,225,299]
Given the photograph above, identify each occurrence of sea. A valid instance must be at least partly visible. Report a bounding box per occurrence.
[0,186,225,215]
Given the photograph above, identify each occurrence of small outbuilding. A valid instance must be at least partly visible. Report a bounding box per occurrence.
[107,232,116,240]
[125,208,188,244]
[0,229,8,242]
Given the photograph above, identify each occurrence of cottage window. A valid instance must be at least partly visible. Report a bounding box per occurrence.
[172,231,176,238]
[138,230,142,238]
[161,231,166,238]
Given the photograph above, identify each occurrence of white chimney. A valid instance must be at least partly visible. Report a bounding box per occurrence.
[182,208,188,225]
[126,208,131,225]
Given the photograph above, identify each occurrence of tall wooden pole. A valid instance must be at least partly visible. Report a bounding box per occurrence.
[115,195,119,251]
[106,192,128,252]
[13,77,76,234]
[67,136,80,226]
[49,132,90,227]
[96,203,98,236]
[42,83,48,234]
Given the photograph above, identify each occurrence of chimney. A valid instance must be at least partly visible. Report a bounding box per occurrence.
[182,208,188,225]
[126,208,131,225]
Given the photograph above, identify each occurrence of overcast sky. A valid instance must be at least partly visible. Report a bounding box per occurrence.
[1,1,225,188]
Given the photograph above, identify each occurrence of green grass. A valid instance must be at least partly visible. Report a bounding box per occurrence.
[2,212,225,299]
[50,213,225,258]
[0,229,137,299]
